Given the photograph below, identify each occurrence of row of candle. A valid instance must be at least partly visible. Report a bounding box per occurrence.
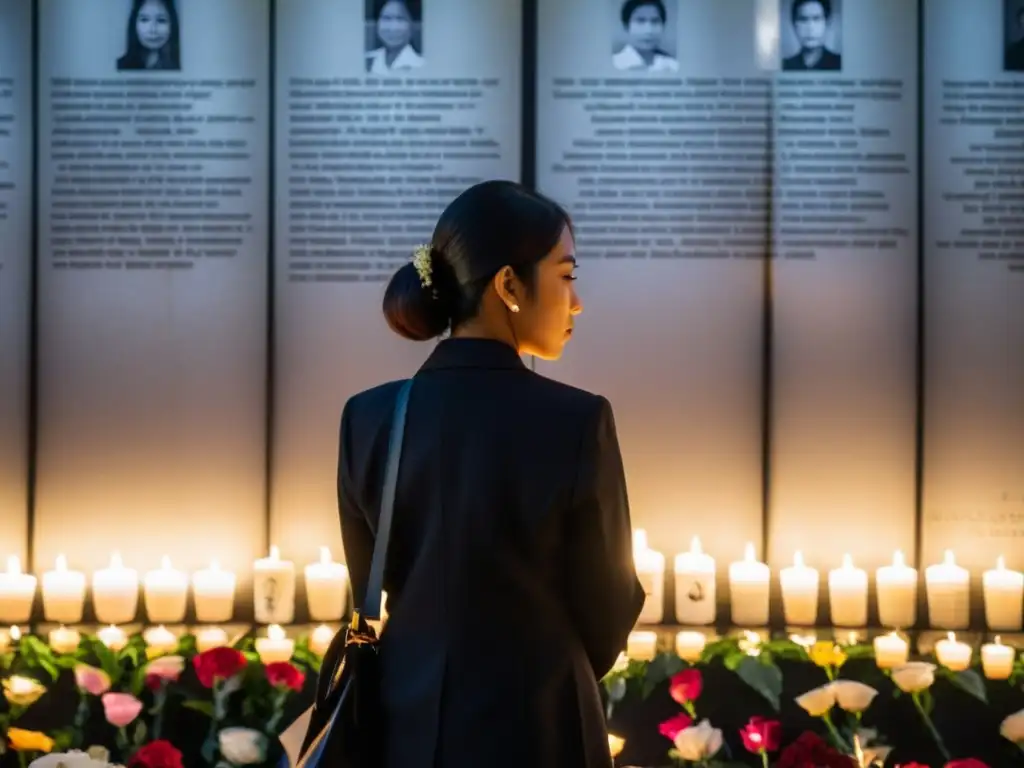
[0,546,349,626]
[626,628,1020,680]
[635,531,1024,630]
[0,622,339,664]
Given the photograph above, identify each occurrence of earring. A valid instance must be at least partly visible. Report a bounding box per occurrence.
[509,304,520,313]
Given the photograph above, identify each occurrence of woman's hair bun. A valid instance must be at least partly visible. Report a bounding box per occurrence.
[382,250,454,342]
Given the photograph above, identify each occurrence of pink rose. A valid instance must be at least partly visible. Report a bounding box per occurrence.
[658,712,694,742]
[101,692,143,728]
[145,655,185,684]
[74,664,112,696]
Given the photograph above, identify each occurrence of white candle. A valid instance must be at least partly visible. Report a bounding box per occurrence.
[983,556,1024,631]
[0,556,37,624]
[253,546,296,625]
[192,560,236,623]
[255,624,295,664]
[310,624,335,657]
[981,636,1015,680]
[926,550,970,630]
[828,554,868,628]
[48,625,81,654]
[935,631,972,671]
[781,551,819,626]
[92,552,139,625]
[143,556,188,624]
[876,550,917,628]
[194,626,229,653]
[625,630,658,661]
[674,537,716,625]
[97,625,128,651]
[729,542,770,626]
[675,630,707,662]
[42,555,87,625]
[873,631,909,669]
[305,547,349,622]
[143,625,178,656]
[632,530,665,624]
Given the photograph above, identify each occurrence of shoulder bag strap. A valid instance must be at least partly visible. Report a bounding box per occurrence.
[359,377,413,621]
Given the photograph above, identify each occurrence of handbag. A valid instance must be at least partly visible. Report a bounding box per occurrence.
[290,378,414,768]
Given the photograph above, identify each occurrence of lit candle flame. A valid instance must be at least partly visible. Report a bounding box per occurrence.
[210,559,220,571]
[842,553,853,569]
[943,549,955,566]
[893,549,904,567]
[269,545,280,561]
[320,546,332,564]
[632,529,648,553]
[947,631,956,642]
[794,550,804,567]
[6,555,20,575]
[55,554,68,571]
[744,542,755,562]
[110,551,124,569]
[268,624,286,641]
[690,536,702,555]
[10,626,21,641]
[997,555,1006,571]
[161,555,172,570]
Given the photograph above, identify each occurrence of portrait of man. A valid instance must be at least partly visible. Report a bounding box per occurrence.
[612,0,679,73]
[781,0,842,72]
[1005,0,1024,72]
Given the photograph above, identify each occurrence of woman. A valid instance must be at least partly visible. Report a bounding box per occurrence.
[366,0,424,74]
[116,0,180,71]
[338,181,645,768]
[612,0,679,72]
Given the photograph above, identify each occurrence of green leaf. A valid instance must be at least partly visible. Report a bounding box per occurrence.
[133,720,148,747]
[950,669,988,703]
[722,649,746,671]
[181,699,215,718]
[55,655,80,670]
[735,656,783,711]
[843,644,876,660]
[50,728,75,752]
[243,650,261,666]
[700,637,740,662]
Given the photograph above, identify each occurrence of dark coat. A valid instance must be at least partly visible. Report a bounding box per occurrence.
[338,337,645,768]
[782,47,842,71]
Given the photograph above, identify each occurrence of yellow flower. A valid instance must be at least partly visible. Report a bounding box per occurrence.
[809,641,847,669]
[608,734,625,758]
[3,675,47,707]
[7,728,55,753]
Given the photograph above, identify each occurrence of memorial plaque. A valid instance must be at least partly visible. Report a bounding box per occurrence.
[766,0,919,575]
[921,0,1024,577]
[271,0,522,559]
[35,0,270,579]
[536,0,768,577]
[0,0,32,564]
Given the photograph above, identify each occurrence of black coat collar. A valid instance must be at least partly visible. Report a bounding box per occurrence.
[418,337,528,372]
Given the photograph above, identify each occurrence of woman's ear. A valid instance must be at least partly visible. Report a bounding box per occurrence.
[492,266,520,313]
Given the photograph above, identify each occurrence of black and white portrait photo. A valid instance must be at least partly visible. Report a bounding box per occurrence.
[1005,0,1024,71]
[116,0,180,71]
[780,0,842,72]
[612,0,678,73]
[365,0,423,74]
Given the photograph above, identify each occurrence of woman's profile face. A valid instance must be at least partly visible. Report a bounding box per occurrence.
[516,225,582,361]
[136,0,171,51]
[377,1,413,51]
[626,3,665,53]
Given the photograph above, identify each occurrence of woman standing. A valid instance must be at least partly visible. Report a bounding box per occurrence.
[338,181,645,768]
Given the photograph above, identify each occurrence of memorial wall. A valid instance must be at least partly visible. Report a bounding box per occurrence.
[270,0,522,561]
[0,0,1020,625]
[922,0,1024,585]
[34,0,270,586]
[0,0,32,564]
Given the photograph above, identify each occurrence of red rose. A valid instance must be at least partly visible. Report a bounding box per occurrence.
[668,668,703,705]
[128,740,184,768]
[265,661,305,692]
[776,732,855,768]
[740,716,782,754]
[658,712,693,742]
[898,764,930,768]
[144,674,163,692]
[946,761,991,768]
[192,646,247,688]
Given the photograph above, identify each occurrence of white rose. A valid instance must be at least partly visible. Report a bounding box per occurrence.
[796,683,836,716]
[218,727,266,766]
[1000,709,1024,744]
[29,751,118,768]
[891,662,936,693]
[673,719,723,762]
[832,680,878,713]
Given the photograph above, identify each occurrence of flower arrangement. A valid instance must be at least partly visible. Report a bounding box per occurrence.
[603,631,1024,767]
[0,628,321,768]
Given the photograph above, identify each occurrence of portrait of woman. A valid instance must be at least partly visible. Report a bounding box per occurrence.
[365,0,424,74]
[115,0,180,71]
[612,0,679,73]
